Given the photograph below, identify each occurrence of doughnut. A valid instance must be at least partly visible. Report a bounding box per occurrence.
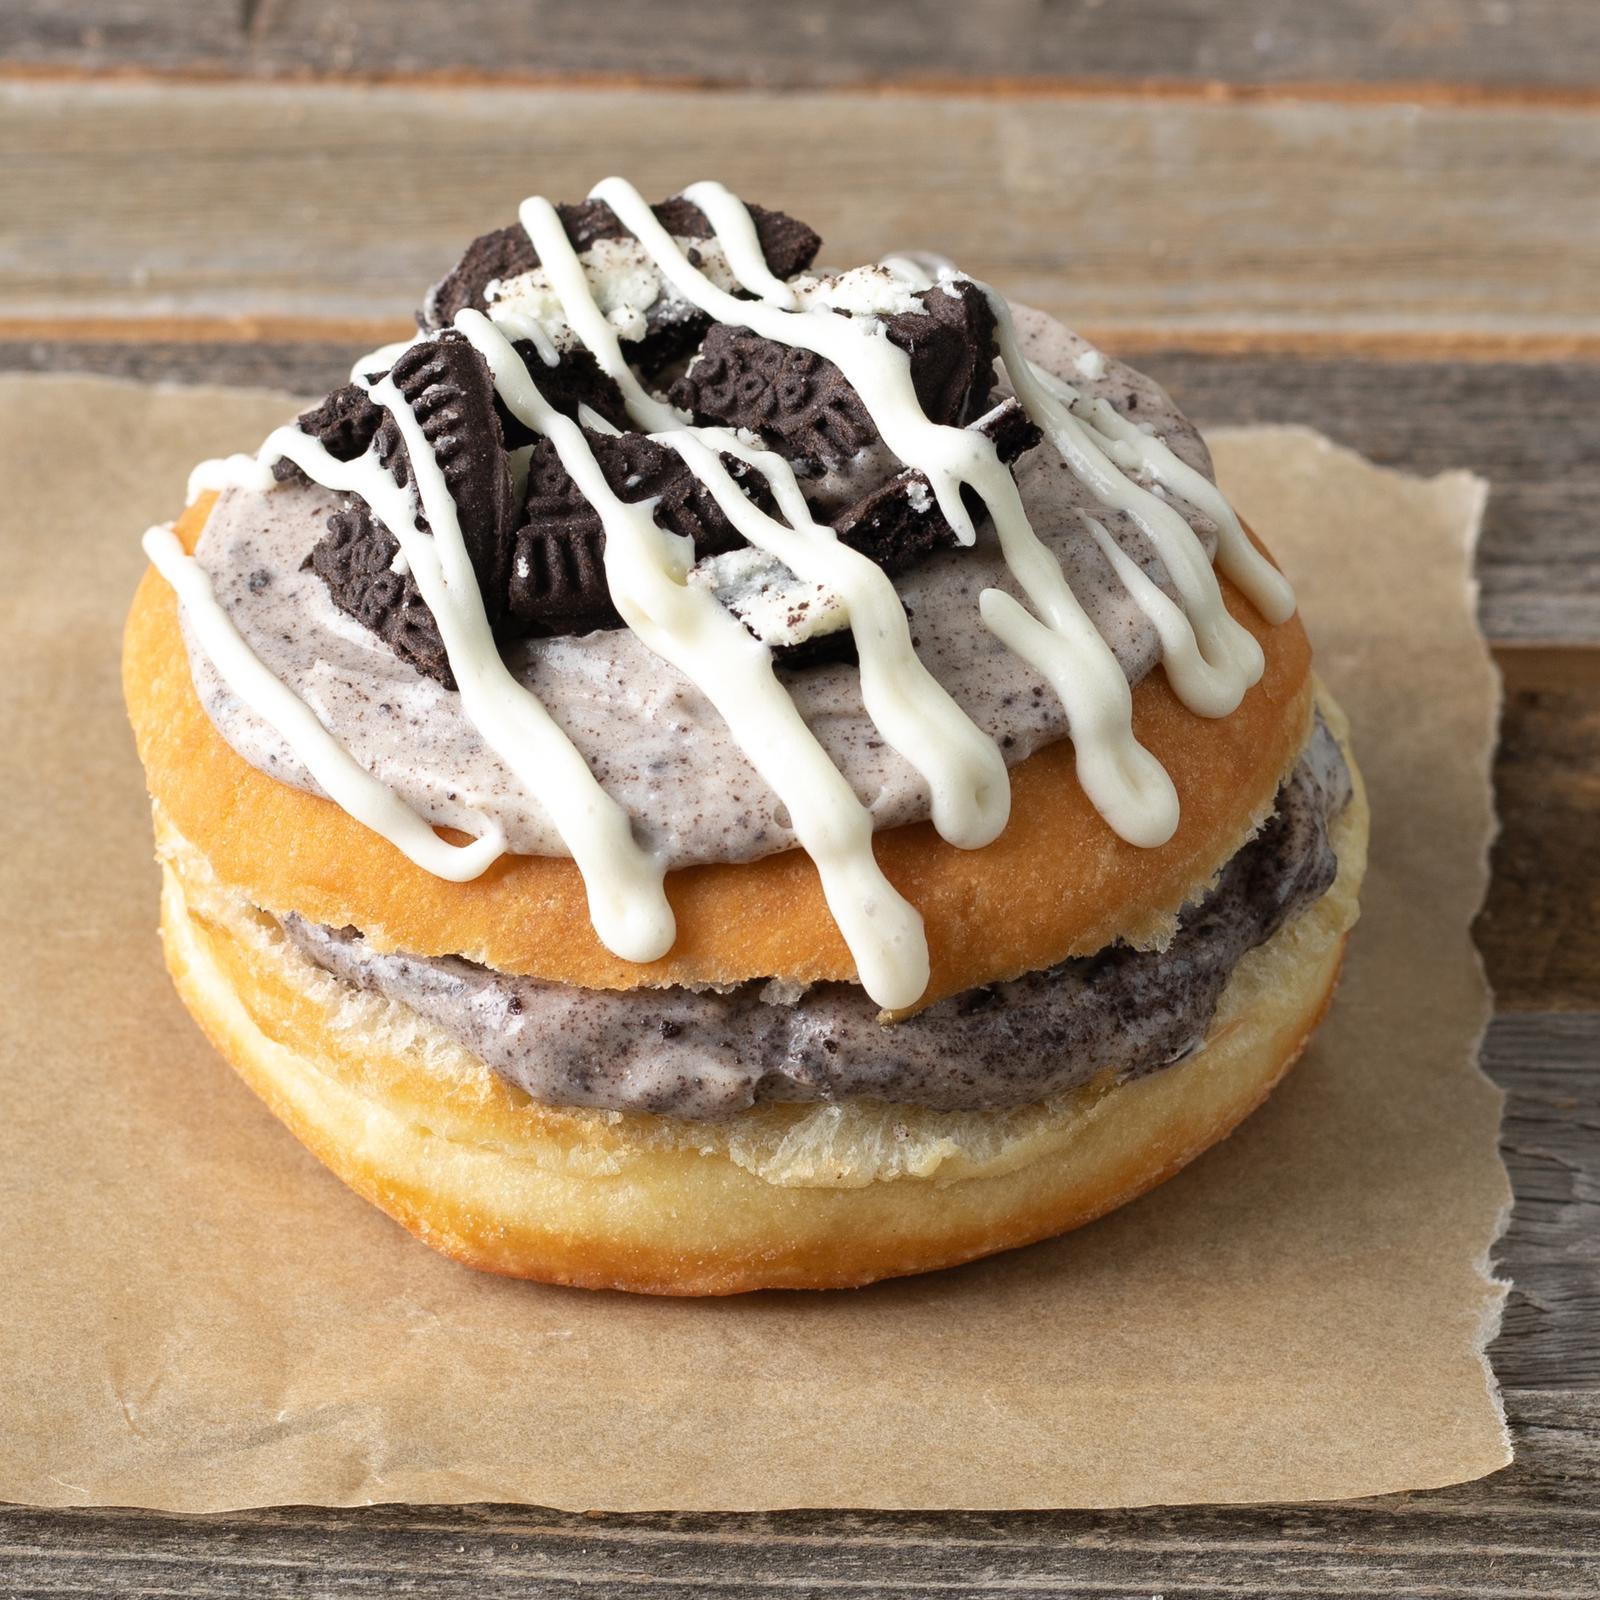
[124,180,1367,1291]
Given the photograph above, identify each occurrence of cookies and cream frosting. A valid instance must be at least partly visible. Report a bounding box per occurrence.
[146,180,1297,1010]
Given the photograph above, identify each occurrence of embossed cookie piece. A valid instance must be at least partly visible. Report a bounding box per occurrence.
[376,331,516,621]
[669,331,878,475]
[505,430,773,638]
[422,196,821,333]
[667,280,1001,476]
[508,434,619,637]
[305,331,516,679]
[506,516,618,638]
[271,384,384,485]
[307,503,456,688]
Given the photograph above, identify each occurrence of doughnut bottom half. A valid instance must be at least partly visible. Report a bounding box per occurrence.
[154,717,1367,1295]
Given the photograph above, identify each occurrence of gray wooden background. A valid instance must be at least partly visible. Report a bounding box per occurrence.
[2,3,1597,1595]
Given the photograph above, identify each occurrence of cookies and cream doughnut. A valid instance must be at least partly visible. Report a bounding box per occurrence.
[125,180,1366,1292]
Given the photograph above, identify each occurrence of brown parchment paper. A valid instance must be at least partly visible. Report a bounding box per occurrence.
[0,375,1510,1512]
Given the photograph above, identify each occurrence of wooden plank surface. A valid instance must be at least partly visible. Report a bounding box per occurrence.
[1480,650,1600,1012]
[6,1,1600,93]
[5,25,1599,1588]
[1488,1013,1600,1393]
[6,81,1600,344]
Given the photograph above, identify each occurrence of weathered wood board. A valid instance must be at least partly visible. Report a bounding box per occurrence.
[4,82,1599,346]
[6,1,1600,92]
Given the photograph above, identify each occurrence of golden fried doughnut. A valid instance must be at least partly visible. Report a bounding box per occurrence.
[126,495,1315,1011]
[151,700,1365,1293]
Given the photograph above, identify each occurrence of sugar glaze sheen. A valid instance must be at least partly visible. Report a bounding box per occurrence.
[153,178,1296,1009]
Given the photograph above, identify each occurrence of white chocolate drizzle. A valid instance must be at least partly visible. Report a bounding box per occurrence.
[141,523,506,882]
[1027,360,1296,627]
[679,180,800,308]
[654,431,1010,852]
[499,209,1011,851]
[161,178,1295,1008]
[990,301,1265,719]
[459,309,930,1008]
[517,197,681,433]
[187,452,276,504]
[259,417,675,967]
[590,178,1203,841]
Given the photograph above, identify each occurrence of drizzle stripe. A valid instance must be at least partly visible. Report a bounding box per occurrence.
[679,181,800,309]
[1059,381,1297,624]
[657,430,1011,851]
[1079,511,1239,720]
[987,291,1266,712]
[459,309,931,1010]
[266,418,676,966]
[979,586,1180,849]
[588,178,1180,846]
[143,523,507,882]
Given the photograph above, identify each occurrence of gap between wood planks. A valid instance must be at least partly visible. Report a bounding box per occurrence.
[8,59,1600,111]
[7,316,1600,366]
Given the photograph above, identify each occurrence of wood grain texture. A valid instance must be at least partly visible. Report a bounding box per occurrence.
[7,339,1594,644]
[1479,651,1600,1011]
[6,81,1600,343]
[6,1,1600,94]
[1484,1013,1600,1391]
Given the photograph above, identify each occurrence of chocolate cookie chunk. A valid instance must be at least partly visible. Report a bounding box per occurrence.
[374,331,516,620]
[564,195,820,276]
[507,519,617,638]
[271,383,384,485]
[422,195,822,335]
[833,399,1041,574]
[496,344,631,447]
[669,332,877,476]
[668,282,1000,474]
[307,504,455,687]
[294,267,1028,682]
[887,279,999,429]
[423,224,537,330]
[509,435,619,635]
[306,332,515,680]
[506,430,771,637]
